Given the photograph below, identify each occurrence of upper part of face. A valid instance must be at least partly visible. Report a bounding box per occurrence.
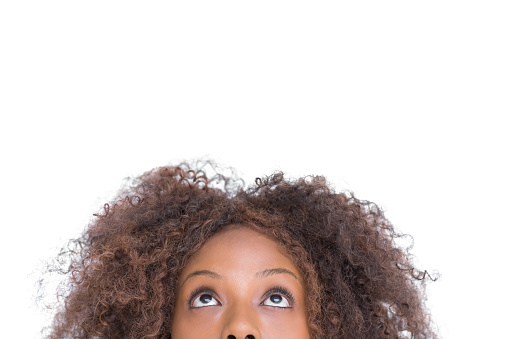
[171,225,311,339]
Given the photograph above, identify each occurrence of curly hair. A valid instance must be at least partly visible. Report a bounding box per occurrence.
[46,161,436,338]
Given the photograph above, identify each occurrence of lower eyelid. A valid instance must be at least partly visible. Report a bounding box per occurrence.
[261,293,294,308]
[263,287,296,304]
[188,295,221,309]
[188,287,296,308]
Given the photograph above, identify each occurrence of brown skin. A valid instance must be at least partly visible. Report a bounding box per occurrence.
[172,225,310,339]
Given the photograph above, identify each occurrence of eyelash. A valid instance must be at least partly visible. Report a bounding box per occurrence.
[186,285,296,309]
[261,285,296,308]
[186,286,219,308]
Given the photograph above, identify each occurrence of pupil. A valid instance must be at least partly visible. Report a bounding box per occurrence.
[200,294,212,304]
[270,295,282,303]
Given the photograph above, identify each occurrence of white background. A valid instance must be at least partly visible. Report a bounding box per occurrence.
[1,1,508,338]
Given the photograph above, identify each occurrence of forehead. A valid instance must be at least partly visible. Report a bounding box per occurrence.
[181,225,300,278]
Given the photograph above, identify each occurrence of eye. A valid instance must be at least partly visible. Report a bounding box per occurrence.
[261,293,291,308]
[190,291,221,308]
[260,286,295,308]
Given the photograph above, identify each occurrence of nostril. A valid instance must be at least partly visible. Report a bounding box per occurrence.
[227,336,236,339]
[246,336,255,339]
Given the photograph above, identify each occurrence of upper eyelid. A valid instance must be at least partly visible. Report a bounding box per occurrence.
[187,287,220,306]
[260,286,296,306]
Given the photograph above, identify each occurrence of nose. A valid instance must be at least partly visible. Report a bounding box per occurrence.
[221,304,261,339]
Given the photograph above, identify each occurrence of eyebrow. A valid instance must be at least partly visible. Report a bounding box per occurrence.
[255,268,299,282]
[181,270,223,287]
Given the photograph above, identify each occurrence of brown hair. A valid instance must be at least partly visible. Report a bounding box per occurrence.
[46,161,436,338]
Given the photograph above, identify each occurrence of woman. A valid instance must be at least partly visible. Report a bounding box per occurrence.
[46,161,436,338]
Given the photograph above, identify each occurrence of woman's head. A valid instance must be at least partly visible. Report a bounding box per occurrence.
[47,162,436,338]
[172,225,310,338]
